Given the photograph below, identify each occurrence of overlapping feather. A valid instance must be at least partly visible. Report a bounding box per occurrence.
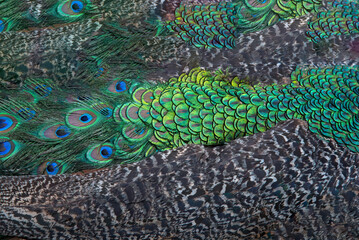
[306,0,359,43]
[164,0,323,48]
[1,66,359,176]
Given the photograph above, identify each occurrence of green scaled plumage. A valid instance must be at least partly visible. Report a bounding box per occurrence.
[306,0,359,43]
[1,66,359,176]
[164,0,323,48]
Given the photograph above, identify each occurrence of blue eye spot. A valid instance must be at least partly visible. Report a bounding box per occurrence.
[71,1,84,13]
[100,146,113,158]
[18,108,36,121]
[79,113,92,123]
[46,162,59,175]
[100,107,113,117]
[34,84,52,98]
[55,126,71,138]
[0,20,5,32]
[0,141,11,155]
[95,67,105,78]
[0,117,13,131]
[115,81,127,92]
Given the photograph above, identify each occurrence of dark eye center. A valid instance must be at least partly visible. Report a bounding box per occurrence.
[101,149,109,156]
[115,81,126,92]
[46,164,55,172]
[100,146,113,158]
[0,142,7,152]
[72,3,80,10]
[56,129,67,137]
[0,20,4,32]
[71,1,84,13]
[0,119,7,129]
[80,115,89,122]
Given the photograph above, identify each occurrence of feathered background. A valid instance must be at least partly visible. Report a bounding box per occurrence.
[0,0,359,239]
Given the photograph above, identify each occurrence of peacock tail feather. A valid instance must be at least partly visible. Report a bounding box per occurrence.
[0,0,100,33]
[0,0,190,89]
[0,0,358,177]
[1,65,359,176]
[1,1,359,239]
[164,0,323,48]
[2,0,354,92]
[306,0,359,43]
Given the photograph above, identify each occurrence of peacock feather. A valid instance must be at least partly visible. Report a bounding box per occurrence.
[163,0,323,48]
[3,0,350,91]
[306,0,359,43]
[0,0,99,33]
[1,0,359,239]
[1,65,359,176]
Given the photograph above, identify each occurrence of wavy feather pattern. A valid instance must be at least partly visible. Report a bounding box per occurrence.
[1,1,359,239]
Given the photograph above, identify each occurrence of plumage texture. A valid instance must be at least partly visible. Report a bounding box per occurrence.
[1,65,359,176]
[1,119,359,239]
[0,0,99,32]
[0,0,165,88]
[164,0,323,48]
[2,0,357,90]
[306,0,359,43]
[1,0,359,239]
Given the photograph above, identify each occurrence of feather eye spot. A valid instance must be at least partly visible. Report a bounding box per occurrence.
[0,115,18,133]
[100,146,113,158]
[108,80,128,94]
[79,113,92,123]
[66,109,99,129]
[71,1,84,13]
[46,162,60,175]
[116,81,127,92]
[0,141,11,156]
[0,118,8,129]
[55,126,71,138]
[59,0,87,17]
[0,138,18,160]
[35,161,67,175]
[86,143,115,163]
[0,20,5,32]
[40,124,72,140]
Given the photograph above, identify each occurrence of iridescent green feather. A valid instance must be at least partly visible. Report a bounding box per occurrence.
[2,66,359,176]
[164,0,323,48]
[306,0,359,43]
